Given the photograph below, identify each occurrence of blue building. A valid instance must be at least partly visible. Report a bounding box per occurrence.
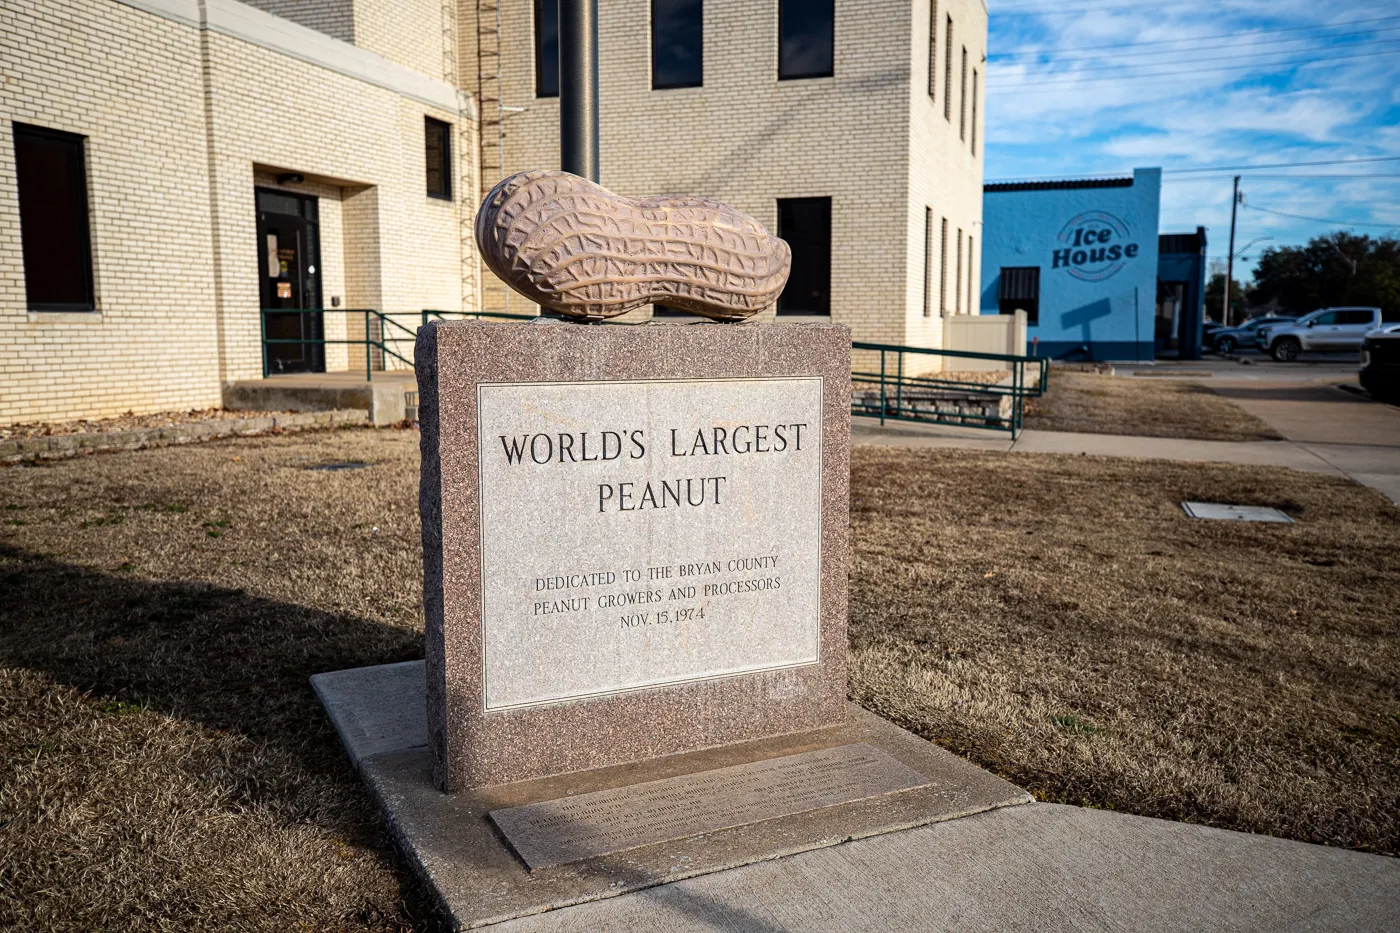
[980,169,1206,361]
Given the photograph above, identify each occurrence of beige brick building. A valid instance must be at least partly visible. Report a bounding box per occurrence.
[1,0,987,424]
[1,0,474,424]
[463,0,987,348]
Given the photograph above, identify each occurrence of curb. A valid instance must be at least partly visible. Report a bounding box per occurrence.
[1,409,370,464]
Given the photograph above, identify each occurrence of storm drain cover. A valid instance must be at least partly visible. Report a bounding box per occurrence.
[306,461,369,471]
[1181,502,1293,523]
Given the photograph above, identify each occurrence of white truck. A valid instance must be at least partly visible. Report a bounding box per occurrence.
[1257,307,1384,362]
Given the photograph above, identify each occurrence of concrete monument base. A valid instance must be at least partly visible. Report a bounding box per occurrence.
[312,660,1031,930]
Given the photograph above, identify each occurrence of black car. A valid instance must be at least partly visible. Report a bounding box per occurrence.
[1360,325,1400,403]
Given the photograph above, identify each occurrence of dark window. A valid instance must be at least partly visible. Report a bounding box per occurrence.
[653,0,702,89]
[939,216,948,312]
[1338,310,1375,325]
[776,197,831,315]
[998,266,1040,324]
[14,124,94,312]
[967,234,974,310]
[923,207,933,317]
[970,68,978,153]
[779,0,834,80]
[535,0,559,98]
[955,226,963,311]
[425,117,452,199]
[1311,311,1338,326]
[943,16,953,120]
[927,1,937,99]
[959,46,967,140]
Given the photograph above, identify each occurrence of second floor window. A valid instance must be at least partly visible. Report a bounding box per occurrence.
[927,1,937,99]
[653,0,702,89]
[535,0,559,98]
[779,0,834,80]
[425,117,452,199]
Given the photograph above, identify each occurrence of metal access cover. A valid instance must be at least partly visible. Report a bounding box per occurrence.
[306,461,369,471]
[1181,502,1294,523]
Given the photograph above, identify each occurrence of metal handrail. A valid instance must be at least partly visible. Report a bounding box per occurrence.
[851,341,1049,437]
[422,308,537,326]
[260,308,414,381]
[259,312,1048,428]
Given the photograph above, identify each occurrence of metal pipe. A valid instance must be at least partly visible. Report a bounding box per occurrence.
[559,0,599,181]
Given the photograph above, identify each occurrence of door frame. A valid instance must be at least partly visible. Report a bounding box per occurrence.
[255,186,324,373]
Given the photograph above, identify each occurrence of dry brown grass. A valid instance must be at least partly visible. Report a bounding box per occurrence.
[1025,372,1282,441]
[0,429,437,932]
[2,430,1396,931]
[849,445,1400,854]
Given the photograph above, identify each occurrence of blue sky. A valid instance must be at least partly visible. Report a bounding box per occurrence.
[983,2,1400,282]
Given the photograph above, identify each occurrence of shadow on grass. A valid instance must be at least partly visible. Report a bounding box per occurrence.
[0,542,449,931]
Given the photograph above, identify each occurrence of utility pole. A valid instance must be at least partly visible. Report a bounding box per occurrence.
[559,0,599,182]
[1224,175,1240,326]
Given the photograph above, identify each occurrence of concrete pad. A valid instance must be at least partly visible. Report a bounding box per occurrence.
[224,373,410,426]
[1009,430,1342,474]
[313,661,1030,929]
[852,417,1015,451]
[485,802,1400,932]
[310,660,428,764]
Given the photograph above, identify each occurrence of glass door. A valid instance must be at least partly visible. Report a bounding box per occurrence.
[256,188,324,373]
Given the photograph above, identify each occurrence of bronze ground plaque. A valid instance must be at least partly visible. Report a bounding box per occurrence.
[489,743,930,870]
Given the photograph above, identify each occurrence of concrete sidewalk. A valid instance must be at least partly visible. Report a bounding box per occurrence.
[852,417,1400,505]
[318,661,1400,932]
[492,802,1400,932]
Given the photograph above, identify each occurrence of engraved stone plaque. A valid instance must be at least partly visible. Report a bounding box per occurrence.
[417,322,851,790]
[489,743,931,870]
[476,377,823,711]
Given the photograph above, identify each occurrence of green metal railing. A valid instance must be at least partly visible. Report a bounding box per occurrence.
[261,312,1048,437]
[851,342,1049,437]
[260,308,416,380]
[422,309,536,325]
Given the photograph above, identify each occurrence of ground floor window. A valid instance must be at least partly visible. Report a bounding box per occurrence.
[998,266,1039,324]
[777,197,831,315]
[14,123,94,312]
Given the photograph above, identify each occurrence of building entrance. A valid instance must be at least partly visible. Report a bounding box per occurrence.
[256,188,324,373]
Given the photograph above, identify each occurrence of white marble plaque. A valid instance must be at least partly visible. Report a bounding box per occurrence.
[476,377,823,710]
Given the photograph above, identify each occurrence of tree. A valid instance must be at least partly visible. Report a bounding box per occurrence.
[1205,272,1245,324]
[1248,232,1400,316]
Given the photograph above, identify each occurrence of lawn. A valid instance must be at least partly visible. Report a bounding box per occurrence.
[1,430,1396,930]
[1024,372,1282,441]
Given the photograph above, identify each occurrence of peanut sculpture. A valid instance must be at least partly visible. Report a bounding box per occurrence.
[474,170,791,321]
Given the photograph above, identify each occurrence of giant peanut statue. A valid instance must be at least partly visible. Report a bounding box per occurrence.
[474,170,791,321]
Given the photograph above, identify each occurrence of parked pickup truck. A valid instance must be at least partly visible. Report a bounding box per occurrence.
[1258,307,1386,362]
[1361,324,1400,403]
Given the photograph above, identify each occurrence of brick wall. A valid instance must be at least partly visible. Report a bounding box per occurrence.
[0,0,475,424]
[460,0,987,360]
[242,0,354,42]
[201,30,467,381]
[0,0,219,425]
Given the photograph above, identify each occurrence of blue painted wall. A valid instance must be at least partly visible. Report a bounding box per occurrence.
[980,168,1161,361]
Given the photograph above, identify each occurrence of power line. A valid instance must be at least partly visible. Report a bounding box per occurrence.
[987,47,1400,88]
[1164,156,1400,173]
[990,21,1400,64]
[985,158,1400,185]
[992,1,1231,17]
[1242,203,1399,228]
[989,35,1400,77]
[1164,174,1400,182]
